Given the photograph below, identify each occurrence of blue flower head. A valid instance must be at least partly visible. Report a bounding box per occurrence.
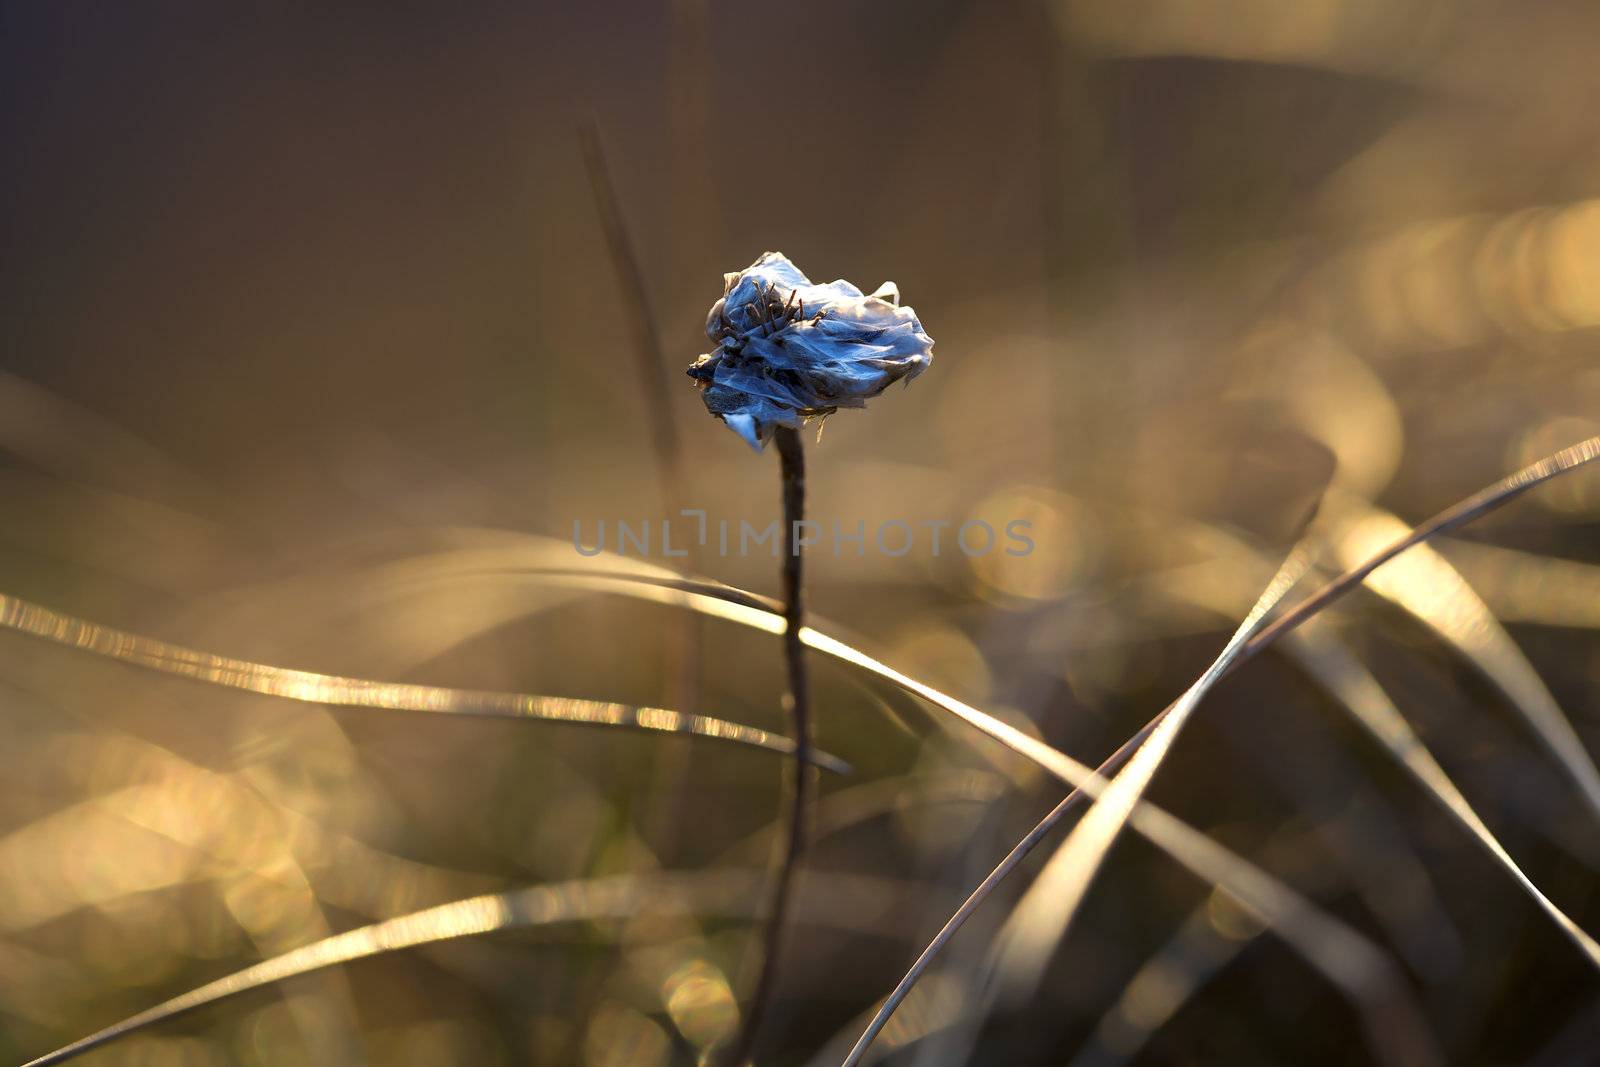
[687,252,934,451]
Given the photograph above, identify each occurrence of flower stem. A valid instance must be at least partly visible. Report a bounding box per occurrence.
[722,424,813,1067]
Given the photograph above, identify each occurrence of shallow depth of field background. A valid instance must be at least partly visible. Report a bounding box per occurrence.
[3,2,1600,1065]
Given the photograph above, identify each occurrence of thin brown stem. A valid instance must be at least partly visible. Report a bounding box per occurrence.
[721,425,812,1067]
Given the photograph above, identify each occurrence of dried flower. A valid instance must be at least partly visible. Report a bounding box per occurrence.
[687,252,934,450]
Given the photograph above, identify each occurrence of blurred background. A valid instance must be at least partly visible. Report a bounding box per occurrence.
[3,1,1600,1064]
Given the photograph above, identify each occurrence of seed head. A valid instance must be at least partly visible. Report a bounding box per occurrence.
[687,252,934,450]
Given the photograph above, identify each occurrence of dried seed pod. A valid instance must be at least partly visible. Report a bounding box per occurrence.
[687,252,934,450]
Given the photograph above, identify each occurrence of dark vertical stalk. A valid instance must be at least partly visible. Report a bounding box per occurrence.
[721,424,812,1067]
[578,115,704,853]
[577,117,684,483]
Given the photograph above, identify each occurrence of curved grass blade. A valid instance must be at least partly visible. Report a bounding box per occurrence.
[988,543,1311,1004]
[19,868,920,1067]
[802,971,967,1067]
[810,571,1439,1066]
[1333,503,1600,819]
[849,789,1438,1067]
[18,873,750,1067]
[1154,542,1600,966]
[1242,436,1600,657]
[7,566,1433,1064]
[22,437,1598,1067]
[835,544,1319,1067]
[1285,625,1600,965]
[0,591,849,774]
[463,569,1438,1065]
[838,435,1600,1066]
[1065,614,1600,1065]
[897,544,1315,1067]
[16,549,1438,1064]
[1439,537,1600,629]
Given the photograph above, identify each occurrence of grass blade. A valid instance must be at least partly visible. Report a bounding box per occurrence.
[1242,435,1600,656]
[18,872,752,1067]
[21,434,1597,1067]
[1439,538,1600,629]
[836,435,1600,1066]
[445,557,1439,1065]
[819,551,1439,1066]
[1333,502,1600,819]
[18,868,923,1067]
[1285,625,1600,966]
[0,591,849,774]
[6,557,1436,1065]
[1154,537,1600,967]
[988,544,1310,1002]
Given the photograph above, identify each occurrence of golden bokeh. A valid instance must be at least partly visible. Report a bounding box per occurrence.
[2,2,1600,1064]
